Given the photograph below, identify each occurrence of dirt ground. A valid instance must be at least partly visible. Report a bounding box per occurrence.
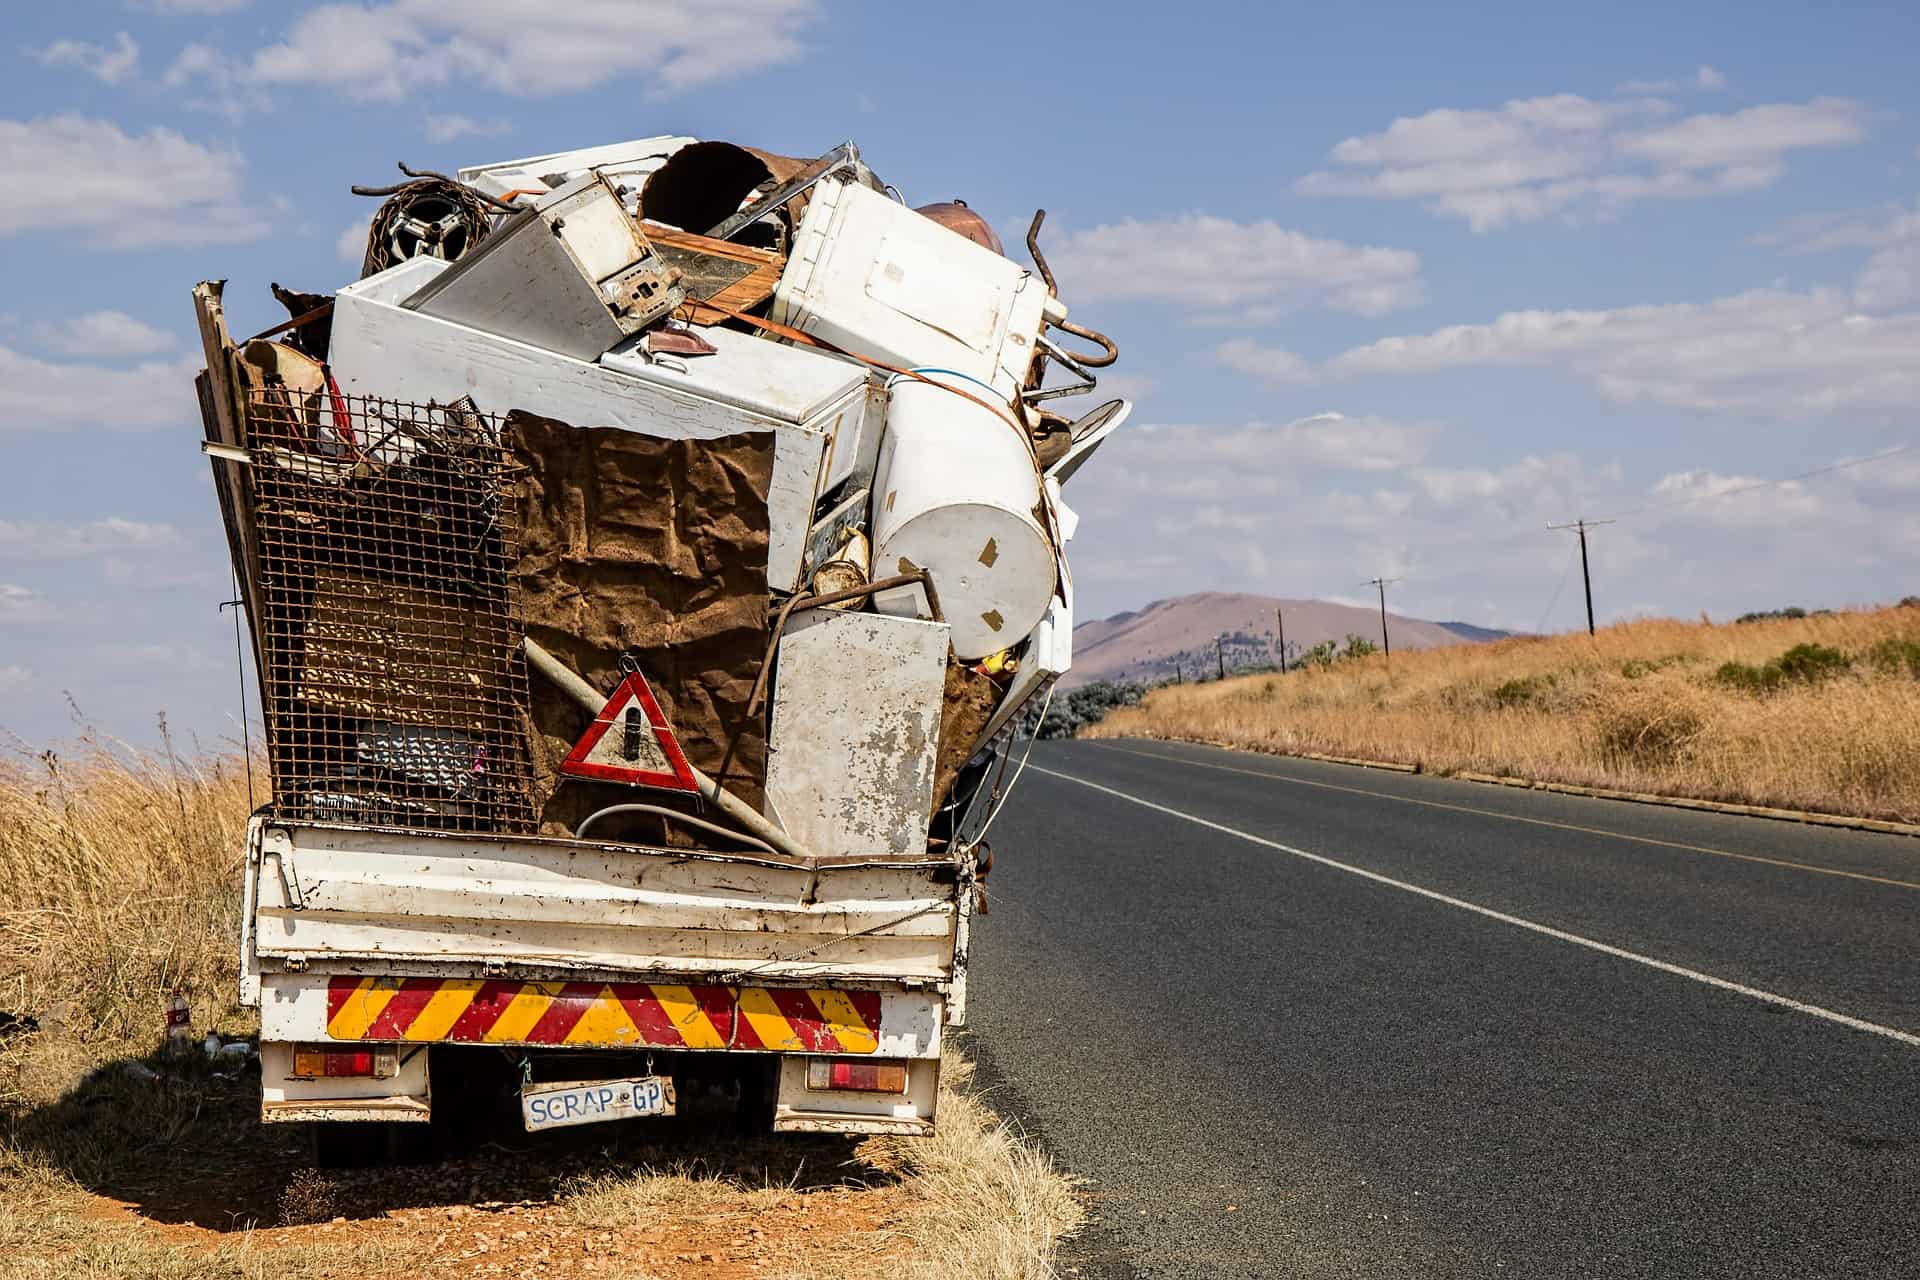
[0,1039,1072,1280]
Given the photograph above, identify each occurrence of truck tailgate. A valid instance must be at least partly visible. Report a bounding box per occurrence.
[244,819,962,987]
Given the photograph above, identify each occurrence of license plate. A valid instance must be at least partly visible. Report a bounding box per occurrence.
[521,1075,677,1132]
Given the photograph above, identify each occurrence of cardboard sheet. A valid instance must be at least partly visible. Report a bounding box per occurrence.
[510,412,775,835]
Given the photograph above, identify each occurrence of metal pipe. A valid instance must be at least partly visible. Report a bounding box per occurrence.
[1026,209,1059,294]
[522,638,816,862]
[1024,208,1120,367]
[575,802,776,855]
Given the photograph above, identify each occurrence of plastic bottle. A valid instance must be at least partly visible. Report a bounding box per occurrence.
[165,985,192,1050]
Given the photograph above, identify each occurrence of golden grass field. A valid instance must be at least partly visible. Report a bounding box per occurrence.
[0,741,1079,1278]
[1085,604,1920,824]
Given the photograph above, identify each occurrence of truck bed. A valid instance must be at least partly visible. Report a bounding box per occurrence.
[242,818,968,997]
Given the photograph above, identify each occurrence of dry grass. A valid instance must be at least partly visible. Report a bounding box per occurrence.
[0,738,1085,1278]
[1087,604,1920,823]
[863,1056,1087,1280]
[557,1053,1087,1280]
[0,734,256,1097]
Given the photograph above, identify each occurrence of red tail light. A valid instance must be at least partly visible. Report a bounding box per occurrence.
[292,1044,399,1079]
[807,1057,909,1094]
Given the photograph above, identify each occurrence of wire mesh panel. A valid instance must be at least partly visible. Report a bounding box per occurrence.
[245,390,536,833]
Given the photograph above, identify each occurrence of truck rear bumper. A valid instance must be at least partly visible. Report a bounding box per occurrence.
[263,972,941,1057]
[257,972,945,1133]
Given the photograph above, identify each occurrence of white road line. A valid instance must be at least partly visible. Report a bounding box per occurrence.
[1032,764,1920,1050]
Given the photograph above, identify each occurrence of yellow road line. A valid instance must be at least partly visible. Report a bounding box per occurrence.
[1092,743,1920,893]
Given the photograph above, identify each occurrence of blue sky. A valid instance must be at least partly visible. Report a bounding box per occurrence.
[4,0,1919,748]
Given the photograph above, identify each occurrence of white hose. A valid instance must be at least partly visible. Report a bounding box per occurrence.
[575,802,777,855]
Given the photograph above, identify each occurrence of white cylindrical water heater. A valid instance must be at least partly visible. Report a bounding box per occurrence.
[870,371,1058,660]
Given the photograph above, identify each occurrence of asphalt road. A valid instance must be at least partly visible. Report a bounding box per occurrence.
[965,739,1920,1279]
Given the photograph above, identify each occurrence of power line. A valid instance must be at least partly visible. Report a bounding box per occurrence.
[1534,541,1579,635]
[1602,441,1917,521]
[1546,518,1614,636]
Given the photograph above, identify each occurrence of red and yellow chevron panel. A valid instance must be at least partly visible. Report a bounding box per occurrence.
[324,977,882,1054]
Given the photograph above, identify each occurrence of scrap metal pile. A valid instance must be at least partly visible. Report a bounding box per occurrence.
[192,136,1127,862]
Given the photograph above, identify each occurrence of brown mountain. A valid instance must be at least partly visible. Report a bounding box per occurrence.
[1063,591,1473,688]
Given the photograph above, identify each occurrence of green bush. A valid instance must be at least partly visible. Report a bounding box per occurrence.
[1714,642,1849,696]
[1866,635,1920,678]
[1341,634,1377,660]
[1489,675,1551,708]
[1735,607,1807,623]
[1714,660,1784,695]
[1299,640,1337,669]
[1774,643,1849,683]
[1035,679,1145,738]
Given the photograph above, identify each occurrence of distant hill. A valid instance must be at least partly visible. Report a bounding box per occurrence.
[1434,620,1514,644]
[1064,592,1478,689]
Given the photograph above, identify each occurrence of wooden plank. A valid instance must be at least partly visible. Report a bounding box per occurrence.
[645,223,786,326]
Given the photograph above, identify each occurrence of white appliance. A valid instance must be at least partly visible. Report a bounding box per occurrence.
[329,256,873,591]
[770,179,1050,397]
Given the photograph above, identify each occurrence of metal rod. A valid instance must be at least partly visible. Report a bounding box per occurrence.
[705,142,857,242]
[522,638,815,861]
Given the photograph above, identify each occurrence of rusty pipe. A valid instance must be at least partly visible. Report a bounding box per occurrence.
[1051,317,1119,368]
[1026,209,1059,295]
[1024,209,1119,367]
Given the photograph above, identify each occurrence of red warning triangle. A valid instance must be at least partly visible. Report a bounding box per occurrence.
[559,668,700,793]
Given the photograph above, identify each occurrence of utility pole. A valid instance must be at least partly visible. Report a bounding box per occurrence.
[1275,606,1287,673]
[1365,577,1399,658]
[1547,518,1615,635]
[1216,634,1227,680]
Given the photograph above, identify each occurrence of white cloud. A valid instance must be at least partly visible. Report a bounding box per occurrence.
[1049,215,1423,318]
[227,0,818,103]
[424,113,509,144]
[1327,289,1920,412]
[32,311,177,358]
[1063,410,1920,635]
[1620,65,1728,94]
[0,347,202,432]
[1122,413,1428,489]
[0,664,30,692]
[161,43,271,119]
[1298,93,1866,230]
[0,584,54,623]
[1215,338,1315,385]
[0,518,183,560]
[1647,470,1822,526]
[132,0,253,12]
[0,115,266,246]
[1756,200,1920,312]
[1319,218,1920,414]
[336,214,373,265]
[30,32,141,84]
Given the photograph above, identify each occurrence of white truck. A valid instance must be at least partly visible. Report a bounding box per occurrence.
[195,135,1122,1159]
